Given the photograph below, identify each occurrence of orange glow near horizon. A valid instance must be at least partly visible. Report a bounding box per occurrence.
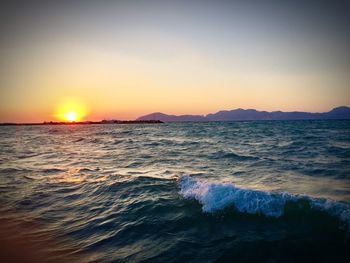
[55,98,89,122]
[0,1,350,124]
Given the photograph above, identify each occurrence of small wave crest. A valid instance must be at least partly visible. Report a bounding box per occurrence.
[211,150,259,161]
[178,176,350,229]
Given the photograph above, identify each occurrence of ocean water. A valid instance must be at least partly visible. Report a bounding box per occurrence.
[0,120,350,262]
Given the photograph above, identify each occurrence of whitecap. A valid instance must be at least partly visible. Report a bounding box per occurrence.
[178,176,350,229]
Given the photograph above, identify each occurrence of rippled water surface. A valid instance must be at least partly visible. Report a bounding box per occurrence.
[1,120,350,262]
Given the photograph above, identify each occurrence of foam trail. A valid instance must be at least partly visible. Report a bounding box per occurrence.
[178,176,350,227]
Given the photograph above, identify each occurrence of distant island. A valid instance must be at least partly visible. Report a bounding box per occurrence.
[0,120,163,126]
[137,106,350,122]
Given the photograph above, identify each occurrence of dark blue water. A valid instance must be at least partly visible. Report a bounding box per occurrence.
[0,120,350,262]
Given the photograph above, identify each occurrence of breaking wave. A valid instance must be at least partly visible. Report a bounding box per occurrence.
[178,176,350,229]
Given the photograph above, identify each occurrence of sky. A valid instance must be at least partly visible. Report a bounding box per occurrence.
[0,0,349,122]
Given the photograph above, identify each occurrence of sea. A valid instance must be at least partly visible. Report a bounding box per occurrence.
[0,120,349,262]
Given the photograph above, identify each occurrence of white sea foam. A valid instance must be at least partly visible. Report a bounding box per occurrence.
[178,176,294,217]
[178,176,350,228]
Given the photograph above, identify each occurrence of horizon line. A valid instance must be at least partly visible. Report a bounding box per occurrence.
[1,105,349,124]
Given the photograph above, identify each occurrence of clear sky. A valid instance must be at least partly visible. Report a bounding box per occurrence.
[0,0,349,122]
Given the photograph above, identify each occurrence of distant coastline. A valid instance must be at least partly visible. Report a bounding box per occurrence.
[0,120,163,126]
[2,106,350,125]
[137,106,350,122]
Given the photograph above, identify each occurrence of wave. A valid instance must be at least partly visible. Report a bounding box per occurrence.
[42,168,66,174]
[0,167,34,174]
[211,150,259,161]
[178,176,350,229]
[73,137,85,142]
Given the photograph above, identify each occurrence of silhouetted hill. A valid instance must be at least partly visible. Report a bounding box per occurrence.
[137,112,206,122]
[137,106,350,122]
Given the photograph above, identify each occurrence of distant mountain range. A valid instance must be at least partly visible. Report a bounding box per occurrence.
[137,106,350,122]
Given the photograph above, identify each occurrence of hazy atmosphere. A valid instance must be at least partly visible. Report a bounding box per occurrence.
[1,1,350,262]
[1,0,349,122]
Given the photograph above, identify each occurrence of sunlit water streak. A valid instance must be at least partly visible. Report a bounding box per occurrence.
[0,120,350,262]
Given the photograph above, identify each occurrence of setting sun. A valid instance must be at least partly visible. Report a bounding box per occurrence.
[64,112,79,122]
[54,98,89,122]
